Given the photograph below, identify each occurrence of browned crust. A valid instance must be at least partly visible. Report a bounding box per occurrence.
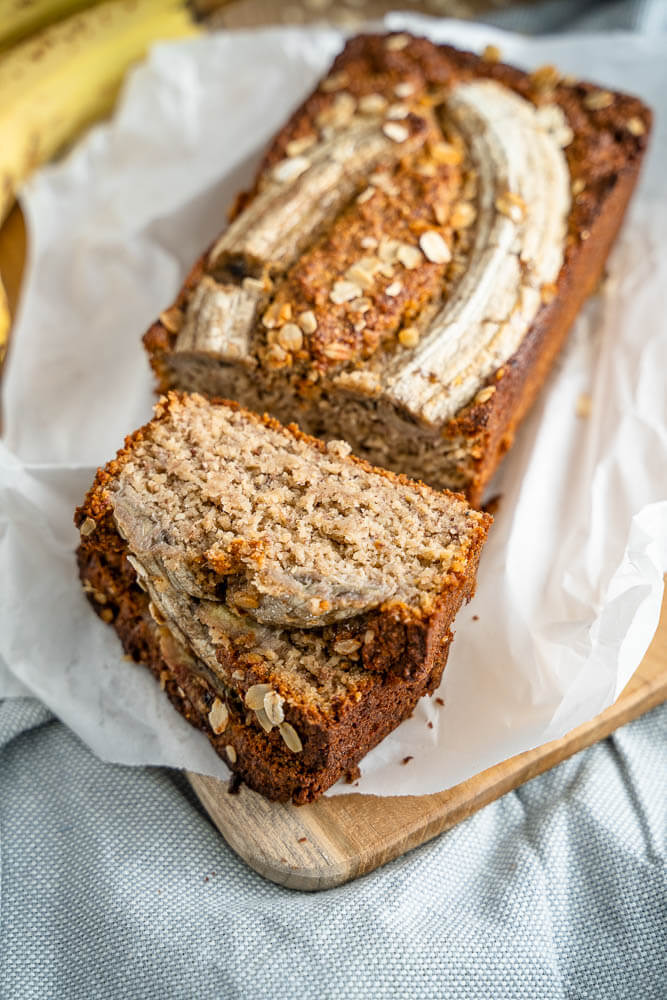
[76,514,484,804]
[142,32,651,505]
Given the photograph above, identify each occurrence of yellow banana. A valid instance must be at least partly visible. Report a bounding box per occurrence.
[0,0,103,52]
[0,0,200,226]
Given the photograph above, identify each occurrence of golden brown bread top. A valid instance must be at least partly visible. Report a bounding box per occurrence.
[254,32,649,198]
[263,137,465,373]
[144,33,651,412]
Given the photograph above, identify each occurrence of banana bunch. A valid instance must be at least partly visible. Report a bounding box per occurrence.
[0,0,201,357]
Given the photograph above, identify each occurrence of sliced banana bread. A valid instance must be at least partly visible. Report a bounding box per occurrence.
[76,393,490,803]
[144,32,651,506]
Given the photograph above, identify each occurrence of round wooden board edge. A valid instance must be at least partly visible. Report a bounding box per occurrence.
[187,624,667,892]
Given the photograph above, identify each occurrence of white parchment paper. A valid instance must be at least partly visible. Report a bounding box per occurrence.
[1,16,666,796]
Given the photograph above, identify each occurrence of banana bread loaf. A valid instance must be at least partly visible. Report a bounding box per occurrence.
[76,393,490,803]
[144,32,651,506]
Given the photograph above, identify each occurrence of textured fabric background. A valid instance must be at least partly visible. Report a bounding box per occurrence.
[2,2,666,997]
[1,698,665,998]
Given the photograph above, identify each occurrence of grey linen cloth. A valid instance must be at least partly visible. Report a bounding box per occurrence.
[2,2,666,997]
[1,698,665,998]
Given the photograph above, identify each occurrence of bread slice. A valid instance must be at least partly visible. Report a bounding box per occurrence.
[144,32,651,506]
[76,393,490,803]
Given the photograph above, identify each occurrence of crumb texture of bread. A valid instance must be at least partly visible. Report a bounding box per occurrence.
[109,392,485,627]
[144,32,651,505]
[76,393,490,803]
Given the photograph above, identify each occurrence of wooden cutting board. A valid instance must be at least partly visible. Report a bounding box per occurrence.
[189,597,667,890]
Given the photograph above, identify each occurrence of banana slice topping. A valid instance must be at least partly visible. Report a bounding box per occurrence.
[384,80,571,424]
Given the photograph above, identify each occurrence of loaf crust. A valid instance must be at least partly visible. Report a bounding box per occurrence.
[144,33,651,506]
[77,541,466,803]
[76,394,489,803]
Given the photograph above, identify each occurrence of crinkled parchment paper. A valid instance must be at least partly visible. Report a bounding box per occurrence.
[1,16,666,796]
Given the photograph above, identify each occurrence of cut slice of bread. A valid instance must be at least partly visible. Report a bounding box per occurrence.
[76,393,490,802]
